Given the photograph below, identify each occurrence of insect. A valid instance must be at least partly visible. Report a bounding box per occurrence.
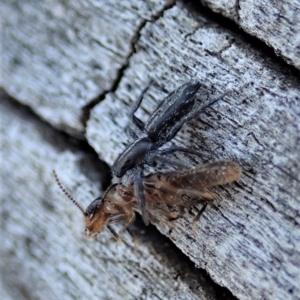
[112,81,224,224]
[53,161,241,242]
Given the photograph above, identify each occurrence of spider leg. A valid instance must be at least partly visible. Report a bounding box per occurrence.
[159,146,203,158]
[130,83,152,131]
[134,169,149,225]
[183,88,241,125]
[126,126,139,140]
[192,203,208,235]
[152,155,191,169]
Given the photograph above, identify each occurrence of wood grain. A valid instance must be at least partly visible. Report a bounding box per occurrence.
[1,1,299,299]
[202,0,300,69]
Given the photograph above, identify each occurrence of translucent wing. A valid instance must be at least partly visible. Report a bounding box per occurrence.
[143,161,241,208]
[84,161,241,236]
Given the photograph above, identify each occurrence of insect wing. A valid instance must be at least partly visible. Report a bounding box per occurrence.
[166,161,241,189]
[144,161,241,207]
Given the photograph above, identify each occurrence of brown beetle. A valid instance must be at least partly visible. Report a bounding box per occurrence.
[53,161,241,241]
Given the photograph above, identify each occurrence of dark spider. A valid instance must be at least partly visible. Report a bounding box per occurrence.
[111,81,222,224]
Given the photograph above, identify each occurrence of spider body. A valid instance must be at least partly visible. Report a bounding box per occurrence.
[112,81,221,224]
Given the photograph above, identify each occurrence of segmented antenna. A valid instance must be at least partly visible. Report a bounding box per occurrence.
[52,170,85,215]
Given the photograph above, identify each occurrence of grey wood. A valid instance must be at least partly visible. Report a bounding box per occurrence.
[0,0,173,136]
[1,0,299,299]
[201,0,300,69]
[0,95,235,300]
[87,4,300,300]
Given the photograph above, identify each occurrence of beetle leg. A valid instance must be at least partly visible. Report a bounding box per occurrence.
[124,212,136,228]
[108,214,128,224]
[134,169,149,225]
[107,225,122,244]
[126,228,138,249]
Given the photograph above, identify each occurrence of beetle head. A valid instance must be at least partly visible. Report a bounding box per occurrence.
[53,170,111,238]
[84,197,109,238]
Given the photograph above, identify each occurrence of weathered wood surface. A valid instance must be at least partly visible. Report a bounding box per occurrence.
[1,0,174,136]
[87,4,300,300]
[2,0,299,138]
[0,95,236,300]
[1,0,300,300]
[201,0,300,69]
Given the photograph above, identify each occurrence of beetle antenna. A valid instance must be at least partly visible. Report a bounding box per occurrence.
[52,170,85,215]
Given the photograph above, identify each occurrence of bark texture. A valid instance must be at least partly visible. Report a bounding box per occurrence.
[1,0,174,136]
[1,1,299,300]
[0,95,235,300]
[201,0,300,69]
